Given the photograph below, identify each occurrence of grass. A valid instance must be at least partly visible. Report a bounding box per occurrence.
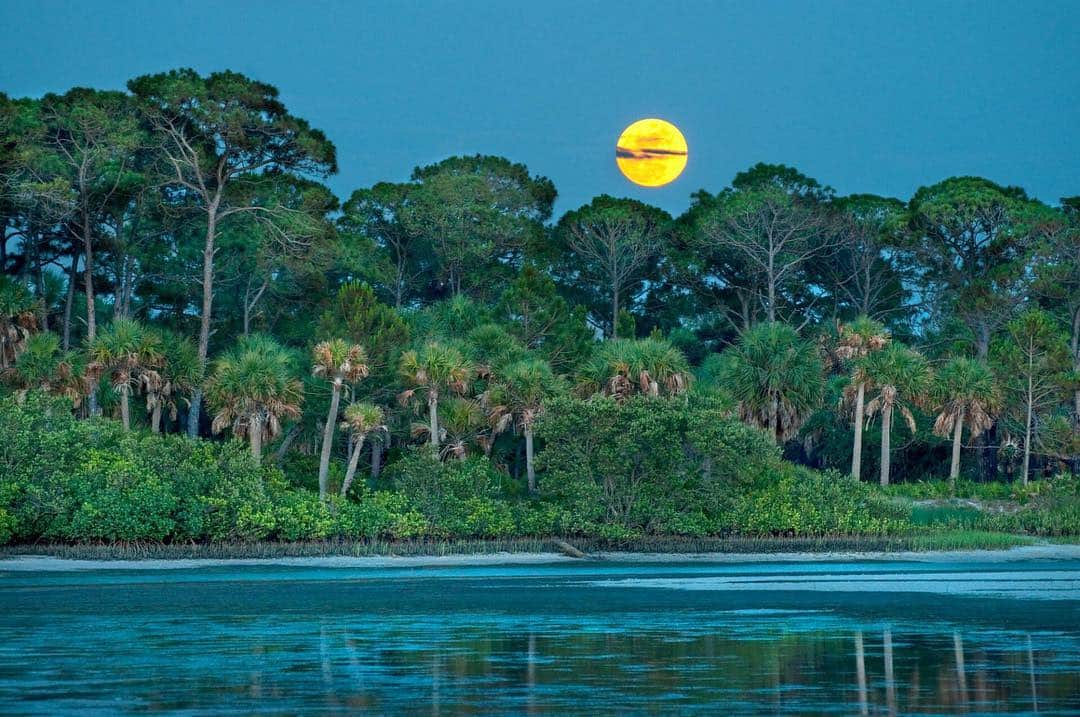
[0,531,1036,561]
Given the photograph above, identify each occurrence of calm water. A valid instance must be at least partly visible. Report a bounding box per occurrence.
[1,556,1079,714]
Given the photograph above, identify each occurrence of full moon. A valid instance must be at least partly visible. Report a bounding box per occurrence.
[615,118,688,187]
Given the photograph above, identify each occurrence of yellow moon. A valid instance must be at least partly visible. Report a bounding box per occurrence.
[615,118,688,187]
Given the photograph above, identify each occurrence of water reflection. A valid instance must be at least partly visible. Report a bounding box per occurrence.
[1,563,1079,714]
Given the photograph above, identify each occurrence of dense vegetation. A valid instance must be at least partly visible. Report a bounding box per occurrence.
[1,70,1078,546]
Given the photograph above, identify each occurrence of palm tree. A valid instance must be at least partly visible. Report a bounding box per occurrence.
[204,335,304,464]
[1,331,86,406]
[860,343,930,486]
[312,339,370,499]
[486,358,566,493]
[721,322,824,443]
[577,337,691,400]
[145,331,201,433]
[86,318,164,431]
[837,316,890,480]
[0,277,40,370]
[398,341,473,451]
[339,401,385,498]
[932,358,998,493]
[414,396,486,460]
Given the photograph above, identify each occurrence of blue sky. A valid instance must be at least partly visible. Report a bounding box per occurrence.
[2,0,1077,215]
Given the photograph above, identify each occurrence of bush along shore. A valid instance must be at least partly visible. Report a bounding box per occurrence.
[1,394,1075,556]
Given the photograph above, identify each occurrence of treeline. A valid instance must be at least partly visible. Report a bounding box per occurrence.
[1,68,1078,504]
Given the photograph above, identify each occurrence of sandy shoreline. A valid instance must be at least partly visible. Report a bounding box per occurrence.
[2,544,1078,572]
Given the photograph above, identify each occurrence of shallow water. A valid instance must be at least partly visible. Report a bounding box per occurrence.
[2,557,1079,714]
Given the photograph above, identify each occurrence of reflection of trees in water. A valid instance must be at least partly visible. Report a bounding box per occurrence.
[227,621,1071,712]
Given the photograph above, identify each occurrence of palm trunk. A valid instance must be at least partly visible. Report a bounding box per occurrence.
[274,424,301,466]
[341,435,366,498]
[524,422,536,494]
[949,410,964,494]
[249,415,263,464]
[188,202,219,438]
[769,395,780,443]
[151,400,162,433]
[880,404,892,486]
[428,390,440,449]
[850,382,865,480]
[371,437,383,480]
[119,386,130,431]
[317,380,342,500]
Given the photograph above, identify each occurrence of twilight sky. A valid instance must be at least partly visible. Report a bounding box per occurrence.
[2,0,1077,215]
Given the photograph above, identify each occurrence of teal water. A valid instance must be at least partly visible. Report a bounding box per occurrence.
[1,557,1079,714]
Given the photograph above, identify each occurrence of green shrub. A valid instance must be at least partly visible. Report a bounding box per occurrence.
[724,467,908,537]
[1018,474,1080,535]
[384,449,516,537]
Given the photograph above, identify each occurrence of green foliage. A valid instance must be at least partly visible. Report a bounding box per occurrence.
[720,322,824,442]
[577,337,691,399]
[384,449,515,537]
[724,467,908,537]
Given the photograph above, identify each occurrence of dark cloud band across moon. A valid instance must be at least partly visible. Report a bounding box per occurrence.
[616,146,689,160]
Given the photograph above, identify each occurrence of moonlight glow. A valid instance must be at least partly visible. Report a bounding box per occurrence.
[615,118,688,187]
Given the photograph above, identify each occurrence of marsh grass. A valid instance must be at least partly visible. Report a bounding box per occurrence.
[0,531,1034,561]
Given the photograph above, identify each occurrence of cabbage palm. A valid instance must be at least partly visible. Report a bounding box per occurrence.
[721,322,824,443]
[486,358,566,492]
[145,331,201,433]
[0,277,40,370]
[339,401,385,498]
[932,358,998,492]
[1,331,86,406]
[837,316,890,480]
[312,339,370,499]
[87,318,164,431]
[577,337,691,400]
[204,335,304,464]
[412,396,486,460]
[860,343,930,486]
[398,341,473,451]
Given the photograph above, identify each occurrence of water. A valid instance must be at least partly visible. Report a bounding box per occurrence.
[2,555,1079,714]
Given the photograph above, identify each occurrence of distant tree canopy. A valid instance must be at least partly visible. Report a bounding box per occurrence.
[1,69,1077,496]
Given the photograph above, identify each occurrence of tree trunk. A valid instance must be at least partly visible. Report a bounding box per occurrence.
[151,400,162,433]
[524,422,536,494]
[949,410,964,494]
[371,437,383,480]
[850,382,865,480]
[119,386,130,431]
[274,424,301,466]
[766,278,776,323]
[62,248,78,351]
[318,380,342,500]
[1072,308,1080,427]
[341,435,366,498]
[428,391,440,449]
[769,395,780,443]
[249,416,263,465]
[1022,378,1033,486]
[611,283,620,339]
[880,404,892,486]
[81,213,101,417]
[188,203,219,438]
[81,213,96,344]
